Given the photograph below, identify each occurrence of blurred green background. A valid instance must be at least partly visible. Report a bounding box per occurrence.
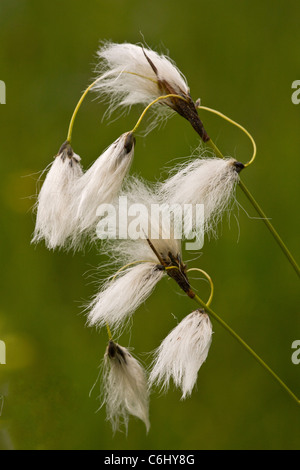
[0,0,299,450]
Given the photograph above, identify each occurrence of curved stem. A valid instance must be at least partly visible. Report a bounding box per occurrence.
[66,71,158,144]
[192,293,299,405]
[111,260,154,281]
[131,94,188,134]
[67,78,103,144]
[186,267,214,307]
[198,105,257,167]
[205,138,300,277]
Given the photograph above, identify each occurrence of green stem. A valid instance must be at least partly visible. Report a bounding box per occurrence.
[193,293,300,405]
[206,139,224,160]
[238,180,300,277]
[106,322,112,341]
[205,139,300,278]
[67,78,101,144]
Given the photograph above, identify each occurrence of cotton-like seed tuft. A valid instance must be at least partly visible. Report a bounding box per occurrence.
[94,42,207,139]
[32,141,83,250]
[149,309,213,399]
[101,341,150,434]
[87,262,164,332]
[71,132,135,242]
[159,157,241,238]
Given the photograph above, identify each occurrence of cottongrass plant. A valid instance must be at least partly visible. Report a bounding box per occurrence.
[71,131,135,242]
[87,262,164,332]
[159,156,243,237]
[87,176,187,333]
[94,41,209,140]
[149,309,213,399]
[88,176,201,336]
[32,141,83,250]
[32,132,135,251]
[100,340,150,434]
[32,40,300,433]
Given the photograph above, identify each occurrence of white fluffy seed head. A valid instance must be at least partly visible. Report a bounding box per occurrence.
[101,341,150,434]
[94,42,210,139]
[149,310,213,399]
[87,262,164,332]
[71,132,135,242]
[32,142,83,250]
[94,41,190,118]
[159,157,241,238]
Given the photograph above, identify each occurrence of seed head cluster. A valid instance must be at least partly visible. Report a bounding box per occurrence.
[32,41,244,433]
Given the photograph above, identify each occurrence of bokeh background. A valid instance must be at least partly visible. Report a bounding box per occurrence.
[0,0,299,450]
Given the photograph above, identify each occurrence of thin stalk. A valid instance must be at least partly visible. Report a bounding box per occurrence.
[67,79,186,144]
[67,78,101,143]
[186,267,214,307]
[106,322,112,340]
[192,293,300,405]
[238,180,300,277]
[205,139,300,277]
[66,72,156,144]
[198,105,257,167]
[131,93,187,134]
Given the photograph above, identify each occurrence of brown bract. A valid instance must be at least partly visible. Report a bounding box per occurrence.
[142,48,209,142]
